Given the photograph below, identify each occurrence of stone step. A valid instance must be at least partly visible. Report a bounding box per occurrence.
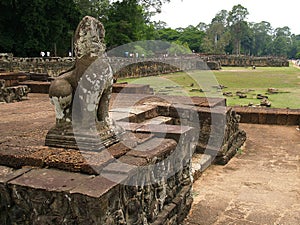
[140,116,173,125]
[110,105,158,123]
[191,153,213,181]
[112,83,154,95]
[45,127,119,151]
[19,80,50,94]
[116,121,195,142]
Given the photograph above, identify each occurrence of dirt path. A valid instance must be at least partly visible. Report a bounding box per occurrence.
[184,124,300,225]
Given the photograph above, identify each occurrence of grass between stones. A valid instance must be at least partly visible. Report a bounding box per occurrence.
[118,65,300,109]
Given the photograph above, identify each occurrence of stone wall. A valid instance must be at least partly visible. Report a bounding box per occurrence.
[0,56,218,78]
[0,162,192,225]
[0,55,289,78]
[0,57,75,77]
[0,97,196,224]
[0,130,194,224]
[110,57,217,79]
[202,55,289,67]
[233,107,300,125]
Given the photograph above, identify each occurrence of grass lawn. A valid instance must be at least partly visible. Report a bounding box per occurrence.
[118,65,300,109]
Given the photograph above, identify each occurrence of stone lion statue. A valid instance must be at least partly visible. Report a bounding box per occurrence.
[46,16,119,149]
[49,16,112,128]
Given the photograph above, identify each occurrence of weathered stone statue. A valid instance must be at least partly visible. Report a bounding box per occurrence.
[45,16,120,150]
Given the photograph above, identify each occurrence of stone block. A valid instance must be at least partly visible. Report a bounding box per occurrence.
[44,149,115,175]
[141,116,173,125]
[9,168,90,192]
[70,175,119,198]
[136,124,194,142]
[287,109,300,125]
[265,109,278,124]
[258,108,268,124]
[0,146,44,169]
[107,142,132,158]
[126,138,177,163]
[276,109,288,125]
[250,109,260,124]
[0,166,32,183]
[118,155,148,166]
[19,81,50,94]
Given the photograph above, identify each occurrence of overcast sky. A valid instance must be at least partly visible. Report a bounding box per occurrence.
[152,0,300,34]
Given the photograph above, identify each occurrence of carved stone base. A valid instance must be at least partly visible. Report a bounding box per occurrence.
[45,124,120,151]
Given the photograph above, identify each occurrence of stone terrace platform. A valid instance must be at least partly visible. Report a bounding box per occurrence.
[0,93,240,173]
[0,93,246,224]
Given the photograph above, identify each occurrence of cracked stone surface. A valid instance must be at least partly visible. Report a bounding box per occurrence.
[184,124,300,225]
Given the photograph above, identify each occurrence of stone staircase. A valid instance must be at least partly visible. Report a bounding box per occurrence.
[109,95,246,181]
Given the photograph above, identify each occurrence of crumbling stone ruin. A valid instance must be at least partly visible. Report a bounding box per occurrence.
[0,79,29,103]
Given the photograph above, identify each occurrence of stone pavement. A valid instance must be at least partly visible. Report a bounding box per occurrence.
[184,124,300,225]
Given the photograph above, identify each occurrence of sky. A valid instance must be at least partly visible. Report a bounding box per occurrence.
[152,0,300,34]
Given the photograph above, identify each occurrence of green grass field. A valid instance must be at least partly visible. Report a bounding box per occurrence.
[118,65,300,109]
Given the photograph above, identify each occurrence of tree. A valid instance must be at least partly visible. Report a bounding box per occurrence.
[289,34,300,58]
[178,25,205,52]
[201,10,230,54]
[104,0,153,49]
[168,40,191,56]
[74,0,110,20]
[44,0,81,56]
[271,26,292,57]
[157,28,180,42]
[227,4,249,55]
[0,0,19,53]
[137,0,170,13]
[251,21,273,56]
[212,10,228,26]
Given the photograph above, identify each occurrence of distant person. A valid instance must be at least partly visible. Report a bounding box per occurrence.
[40,51,45,57]
[46,51,50,57]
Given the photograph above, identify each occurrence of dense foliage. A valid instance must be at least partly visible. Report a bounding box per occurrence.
[0,0,81,56]
[0,1,299,58]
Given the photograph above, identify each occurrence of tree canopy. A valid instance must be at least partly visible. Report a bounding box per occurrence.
[0,1,299,58]
[0,0,81,56]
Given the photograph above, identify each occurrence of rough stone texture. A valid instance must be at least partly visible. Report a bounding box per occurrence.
[0,73,30,103]
[0,56,217,78]
[109,94,246,168]
[0,134,194,225]
[0,162,194,225]
[0,56,75,77]
[0,81,29,103]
